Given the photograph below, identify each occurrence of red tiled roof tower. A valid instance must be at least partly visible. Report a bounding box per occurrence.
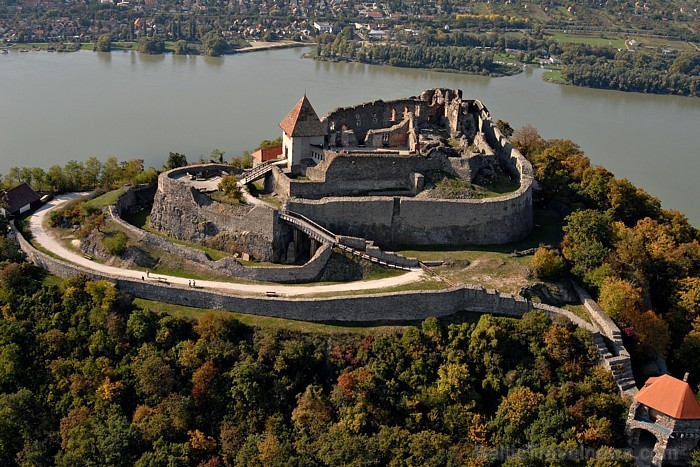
[279,95,326,138]
[635,374,700,420]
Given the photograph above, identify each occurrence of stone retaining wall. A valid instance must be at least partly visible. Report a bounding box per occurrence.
[110,191,332,283]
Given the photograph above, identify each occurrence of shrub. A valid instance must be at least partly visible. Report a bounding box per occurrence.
[529,247,566,279]
[103,232,128,256]
[218,175,242,202]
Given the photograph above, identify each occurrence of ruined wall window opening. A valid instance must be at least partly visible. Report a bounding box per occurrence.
[390,109,396,122]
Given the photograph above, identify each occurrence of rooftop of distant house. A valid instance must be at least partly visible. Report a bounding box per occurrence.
[1,182,41,215]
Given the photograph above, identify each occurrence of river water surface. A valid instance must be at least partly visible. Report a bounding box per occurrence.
[1,47,699,224]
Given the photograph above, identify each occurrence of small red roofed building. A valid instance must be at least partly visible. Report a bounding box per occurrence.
[626,373,700,466]
[252,145,283,166]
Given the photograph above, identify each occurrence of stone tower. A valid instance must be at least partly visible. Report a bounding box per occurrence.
[626,374,700,466]
[279,95,327,173]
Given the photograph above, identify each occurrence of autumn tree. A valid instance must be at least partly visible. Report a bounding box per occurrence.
[217,175,242,202]
[598,277,643,321]
[530,247,566,279]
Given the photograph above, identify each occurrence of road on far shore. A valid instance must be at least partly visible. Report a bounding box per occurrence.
[27,194,428,297]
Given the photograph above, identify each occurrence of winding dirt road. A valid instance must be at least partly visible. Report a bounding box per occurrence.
[28,194,427,297]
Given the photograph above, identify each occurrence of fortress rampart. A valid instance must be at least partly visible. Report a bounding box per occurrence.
[108,201,333,283]
[16,219,636,396]
[15,220,578,324]
[150,165,290,262]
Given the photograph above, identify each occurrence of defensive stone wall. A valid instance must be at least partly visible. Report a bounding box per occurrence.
[108,204,333,283]
[15,222,557,322]
[280,152,446,199]
[150,165,289,262]
[15,223,635,396]
[287,183,532,246]
[571,282,637,396]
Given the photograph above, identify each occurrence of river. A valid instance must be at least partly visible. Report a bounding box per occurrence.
[1,47,699,224]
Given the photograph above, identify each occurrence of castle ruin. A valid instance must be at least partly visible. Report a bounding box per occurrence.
[150,89,534,274]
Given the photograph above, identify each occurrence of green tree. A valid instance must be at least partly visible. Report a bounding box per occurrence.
[174,40,188,55]
[231,152,253,169]
[82,157,103,189]
[495,119,514,137]
[165,152,188,170]
[255,137,283,150]
[562,209,614,280]
[138,37,165,54]
[95,34,112,52]
[131,344,175,400]
[210,149,225,163]
[200,31,229,57]
[218,175,242,202]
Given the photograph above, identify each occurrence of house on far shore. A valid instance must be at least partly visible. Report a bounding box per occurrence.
[0,182,41,218]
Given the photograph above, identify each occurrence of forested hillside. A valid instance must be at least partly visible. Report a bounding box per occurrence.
[0,241,631,464]
[512,127,700,383]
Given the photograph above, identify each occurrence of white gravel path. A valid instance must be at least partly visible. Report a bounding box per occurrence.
[28,194,427,297]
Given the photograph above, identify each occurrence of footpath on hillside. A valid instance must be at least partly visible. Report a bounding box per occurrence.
[28,194,426,297]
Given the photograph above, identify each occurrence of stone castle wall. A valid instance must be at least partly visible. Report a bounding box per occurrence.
[16,221,635,397]
[279,152,446,199]
[108,201,333,283]
[280,91,533,247]
[149,165,290,262]
[287,187,532,247]
[16,220,534,321]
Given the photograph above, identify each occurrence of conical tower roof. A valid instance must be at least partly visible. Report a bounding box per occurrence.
[635,374,700,420]
[279,95,327,137]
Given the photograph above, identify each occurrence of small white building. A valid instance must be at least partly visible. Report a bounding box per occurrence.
[313,22,334,34]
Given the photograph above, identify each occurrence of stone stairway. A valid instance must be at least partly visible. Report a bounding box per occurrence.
[279,210,417,271]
